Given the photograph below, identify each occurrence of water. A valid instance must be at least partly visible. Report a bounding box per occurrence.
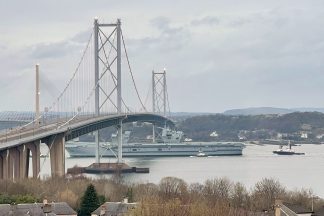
[39,144,324,197]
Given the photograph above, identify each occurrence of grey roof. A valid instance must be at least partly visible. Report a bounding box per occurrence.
[51,202,77,215]
[0,203,44,216]
[92,202,136,216]
[312,206,324,216]
[0,204,11,216]
[0,202,76,216]
[283,202,313,214]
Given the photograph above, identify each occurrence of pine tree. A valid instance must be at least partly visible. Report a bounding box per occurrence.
[78,184,100,216]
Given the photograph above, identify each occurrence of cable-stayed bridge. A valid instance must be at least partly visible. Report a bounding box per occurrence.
[0,18,173,180]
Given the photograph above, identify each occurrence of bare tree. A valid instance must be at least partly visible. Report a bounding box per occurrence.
[251,178,286,211]
[231,182,250,209]
[159,177,188,200]
[203,177,232,203]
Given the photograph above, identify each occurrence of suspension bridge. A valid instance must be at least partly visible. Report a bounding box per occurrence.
[0,18,174,180]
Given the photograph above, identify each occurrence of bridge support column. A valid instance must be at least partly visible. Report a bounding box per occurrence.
[48,133,65,178]
[0,154,3,179]
[117,120,123,163]
[26,141,40,178]
[7,149,14,180]
[0,150,9,180]
[9,148,21,180]
[18,145,29,179]
[152,123,156,143]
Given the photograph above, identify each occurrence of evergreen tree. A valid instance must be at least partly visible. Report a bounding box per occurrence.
[78,184,100,216]
[126,188,134,203]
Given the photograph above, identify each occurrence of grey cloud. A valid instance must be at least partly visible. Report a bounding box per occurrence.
[227,9,290,28]
[229,17,253,27]
[126,17,190,53]
[29,41,72,59]
[71,29,92,43]
[0,44,6,50]
[28,30,90,59]
[191,16,220,26]
[150,16,184,36]
[150,17,170,29]
[226,12,267,28]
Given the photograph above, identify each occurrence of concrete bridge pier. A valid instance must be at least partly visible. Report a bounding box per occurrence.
[0,148,19,180]
[25,141,41,178]
[0,154,3,179]
[0,141,41,180]
[0,150,9,179]
[18,144,30,179]
[9,148,20,179]
[47,133,65,178]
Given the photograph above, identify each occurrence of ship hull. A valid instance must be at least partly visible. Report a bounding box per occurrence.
[66,142,244,157]
[273,151,305,155]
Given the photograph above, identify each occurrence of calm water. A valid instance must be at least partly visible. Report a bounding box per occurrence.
[38,144,324,197]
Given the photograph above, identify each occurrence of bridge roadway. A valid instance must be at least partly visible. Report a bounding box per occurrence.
[0,113,174,180]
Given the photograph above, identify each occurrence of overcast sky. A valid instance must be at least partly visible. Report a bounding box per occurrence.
[1,0,324,113]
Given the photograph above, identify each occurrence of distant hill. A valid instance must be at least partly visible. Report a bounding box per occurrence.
[223,107,324,116]
[293,108,324,113]
[224,107,291,115]
[177,112,324,142]
[170,112,211,117]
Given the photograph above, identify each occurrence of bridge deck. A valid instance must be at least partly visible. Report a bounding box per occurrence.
[0,113,173,151]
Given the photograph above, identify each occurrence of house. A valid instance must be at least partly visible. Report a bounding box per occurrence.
[91,199,136,216]
[275,200,315,216]
[316,134,324,139]
[0,200,77,216]
[300,132,308,139]
[210,131,218,137]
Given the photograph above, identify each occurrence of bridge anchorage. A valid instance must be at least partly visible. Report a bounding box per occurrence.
[0,18,174,180]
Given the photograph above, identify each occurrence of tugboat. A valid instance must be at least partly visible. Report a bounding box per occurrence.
[273,141,305,155]
[196,150,207,157]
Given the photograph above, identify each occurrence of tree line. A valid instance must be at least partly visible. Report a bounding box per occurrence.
[0,176,322,216]
[177,112,324,141]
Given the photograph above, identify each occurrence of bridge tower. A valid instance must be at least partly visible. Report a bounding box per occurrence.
[152,69,168,142]
[152,69,167,117]
[93,18,123,163]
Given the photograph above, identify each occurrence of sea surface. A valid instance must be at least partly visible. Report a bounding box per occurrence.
[38,144,324,197]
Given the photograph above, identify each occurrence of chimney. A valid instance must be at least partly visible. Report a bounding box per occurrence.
[274,199,282,216]
[42,198,52,214]
[100,205,106,216]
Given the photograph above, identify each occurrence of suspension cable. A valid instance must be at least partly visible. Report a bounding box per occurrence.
[14,32,94,131]
[143,80,152,110]
[121,29,147,112]
[166,82,171,116]
[57,32,93,101]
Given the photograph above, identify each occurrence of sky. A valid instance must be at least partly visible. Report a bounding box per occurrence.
[1,0,324,113]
